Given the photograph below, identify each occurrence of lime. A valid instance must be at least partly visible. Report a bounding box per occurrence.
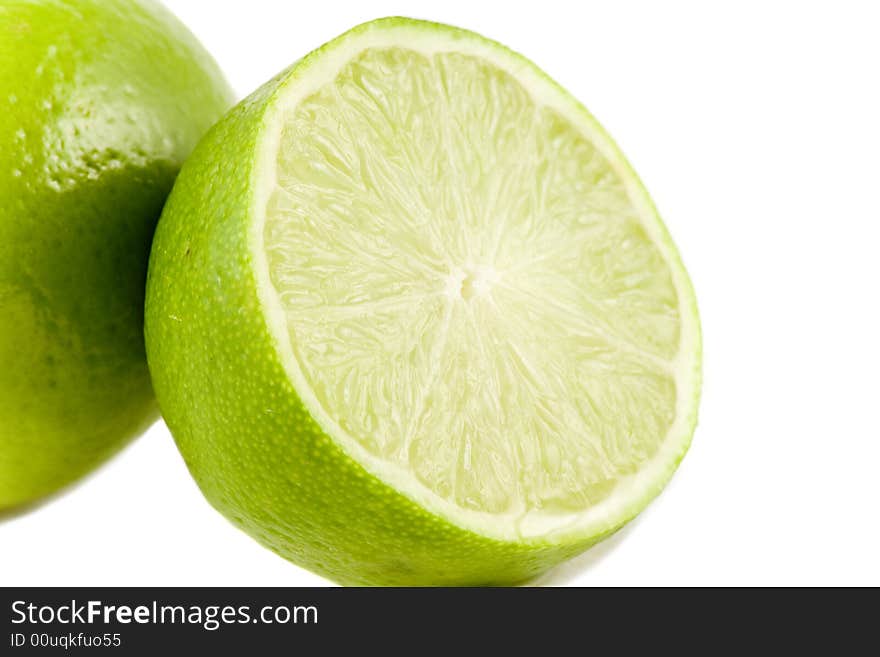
[0,0,233,510]
[146,17,701,585]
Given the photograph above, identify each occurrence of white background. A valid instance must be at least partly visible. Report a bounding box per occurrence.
[2,0,879,586]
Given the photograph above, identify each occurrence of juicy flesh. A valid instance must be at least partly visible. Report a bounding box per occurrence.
[265,48,680,519]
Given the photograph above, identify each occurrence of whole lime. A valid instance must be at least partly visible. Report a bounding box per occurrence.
[146,18,700,585]
[0,0,233,510]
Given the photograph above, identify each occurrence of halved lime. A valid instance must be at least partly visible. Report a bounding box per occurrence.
[146,17,701,585]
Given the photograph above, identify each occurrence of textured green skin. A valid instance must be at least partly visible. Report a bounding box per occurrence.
[0,0,233,510]
[146,18,699,586]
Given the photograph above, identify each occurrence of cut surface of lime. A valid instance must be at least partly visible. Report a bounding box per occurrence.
[255,23,700,541]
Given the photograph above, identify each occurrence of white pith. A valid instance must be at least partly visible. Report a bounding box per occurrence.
[251,21,701,542]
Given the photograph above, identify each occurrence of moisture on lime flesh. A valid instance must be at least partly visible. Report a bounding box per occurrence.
[0,0,233,510]
[146,17,701,585]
